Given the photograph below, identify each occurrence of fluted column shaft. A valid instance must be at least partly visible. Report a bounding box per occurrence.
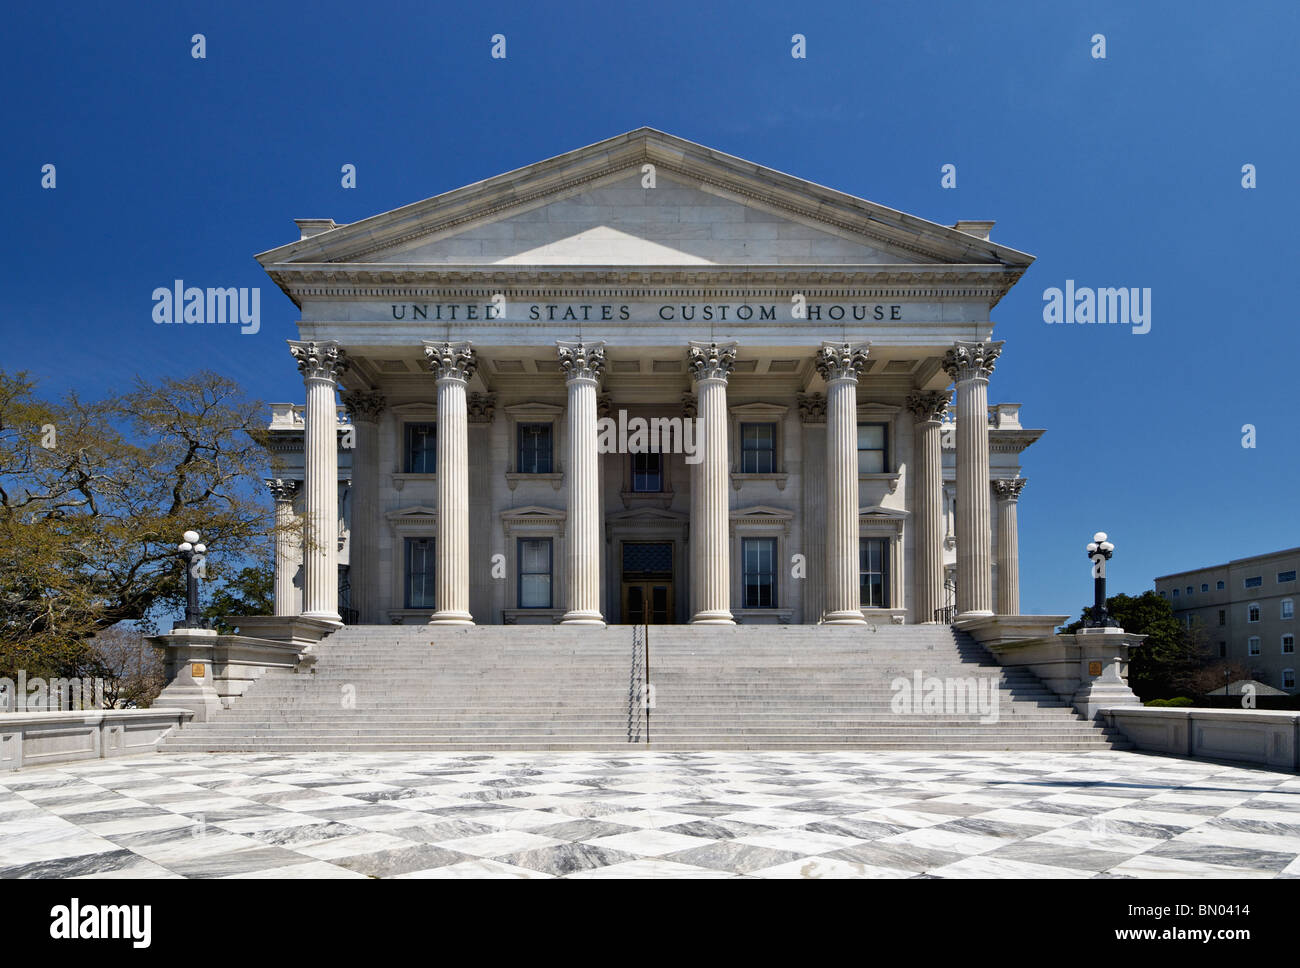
[907,391,950,623]
[944,341,1003,617]
[266,479,300,617]
[817,342,869,625]
[424,341,475,626]
[688,341,736,625]
[994,479,1026,615]
[558,342,605,626]
[289,340,347,622]
[343,391,385,624]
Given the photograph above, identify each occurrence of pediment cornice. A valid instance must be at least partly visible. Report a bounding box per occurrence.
[257,129,1033,278]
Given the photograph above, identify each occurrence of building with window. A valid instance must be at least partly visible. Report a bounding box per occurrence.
[1154,547,1300,694]
[259,129,1041,627]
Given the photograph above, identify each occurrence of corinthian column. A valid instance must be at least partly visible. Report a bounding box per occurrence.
[906,390,950,623]
[423,341,476,626]
[289,340,348,622]
[994,478,1027,616]
[943,340,1003,617]
[557,341,605,626]
[265,478,300,617]
[816,342,869,625]
[342,389,385,624]
[687,341,737,625]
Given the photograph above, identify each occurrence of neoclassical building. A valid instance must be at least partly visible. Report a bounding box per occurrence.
[258,129,1041,628]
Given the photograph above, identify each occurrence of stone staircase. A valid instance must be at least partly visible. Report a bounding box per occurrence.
[161,624,1130,753]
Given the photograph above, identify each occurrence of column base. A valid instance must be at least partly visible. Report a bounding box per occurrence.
[560,611,606,626]
[690,611,735,625]
[428,611,475,626]
[823,610,867,626]
[300,610,343,625]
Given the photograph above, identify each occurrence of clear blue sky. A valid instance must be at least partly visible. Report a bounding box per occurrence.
[2,1,1296,618]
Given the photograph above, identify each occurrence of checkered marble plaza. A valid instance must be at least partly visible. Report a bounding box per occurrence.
[2,750,1297,879]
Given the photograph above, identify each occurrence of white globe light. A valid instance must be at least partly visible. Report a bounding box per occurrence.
[178,542,192,552]
[1100,541,1114,552]
[1086,542,1098,553]
[183,530,200,544]
[194,544,207,554]
[1093,531,1107,543]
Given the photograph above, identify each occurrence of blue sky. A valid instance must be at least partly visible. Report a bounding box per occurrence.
[2,0,1296,617]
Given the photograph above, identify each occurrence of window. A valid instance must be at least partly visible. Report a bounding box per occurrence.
[1159,590,1166,598]
[740,423,777,474]
[1218,609,1226,626]
[1284,634,1295,655]
[1218,642,1227,658]
[1248,603,1260,623]
[404,423,437,474]
[1186,586,1193,596]
[1283,599,1295,620]
[1172,588,1179,597]
[516,422,553,474]
[1248,636,1261,656]
[1280,570,1297,584]
[1284,669,1296,690]
[1217,580,1225,590]
[517,538,552,608]
[1244,576,1262,588]
[742,537,778,608]
[404,537,435,609]
[631,452,663,492]
[859,537,889,608]
[857,423,888,474]
[1201,583,1209,593]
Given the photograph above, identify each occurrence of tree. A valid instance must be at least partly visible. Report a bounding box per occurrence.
[1064,590,1202,700]
[0,369,277,679]
[90,623,167,708]
[203,563,274,633]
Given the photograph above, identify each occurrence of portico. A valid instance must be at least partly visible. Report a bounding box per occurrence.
[258,129,1042,628]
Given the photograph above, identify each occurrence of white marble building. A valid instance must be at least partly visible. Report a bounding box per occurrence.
[258,129,1041,628]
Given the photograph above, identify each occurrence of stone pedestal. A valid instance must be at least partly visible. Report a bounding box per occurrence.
[153,629,224,722]
[423,342,476,626]
[817,343,869,625]
[288,340,348,623]
[944,341,1002,618]
[688,341,736,625]
[557,341,605,626]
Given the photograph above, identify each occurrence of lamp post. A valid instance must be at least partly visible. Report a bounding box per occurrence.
[176,530,208,629]
[1084,531,1119,628]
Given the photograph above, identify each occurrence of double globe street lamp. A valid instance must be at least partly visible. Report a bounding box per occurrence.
[176,530,207,629]
[1085,531,1119,629]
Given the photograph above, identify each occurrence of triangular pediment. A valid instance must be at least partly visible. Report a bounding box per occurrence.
[257,129,1032,272]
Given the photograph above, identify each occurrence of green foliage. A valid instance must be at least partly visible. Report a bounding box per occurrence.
[1064,590,1205,700]
[204,564,274,633]
[1145,697,1194,707]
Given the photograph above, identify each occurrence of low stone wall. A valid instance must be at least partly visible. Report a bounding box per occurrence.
[1102,707,1300,772]
[0,708,193,771]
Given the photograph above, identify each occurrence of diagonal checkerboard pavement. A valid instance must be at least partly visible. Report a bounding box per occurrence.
[1,750,1297,878]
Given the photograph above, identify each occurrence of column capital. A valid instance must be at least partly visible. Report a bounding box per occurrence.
[467,392,496,424]
[797,392,827,424]
[264,478,299,503]
[557,340,605,382]
[423,340,477,383]
[993,478,1028,502]
[905,389,951,423]
[687,341,738,383]
[815,342,869,383]
[943,340,1004,384]
[341,389,386,423]
[289,340,349,383]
